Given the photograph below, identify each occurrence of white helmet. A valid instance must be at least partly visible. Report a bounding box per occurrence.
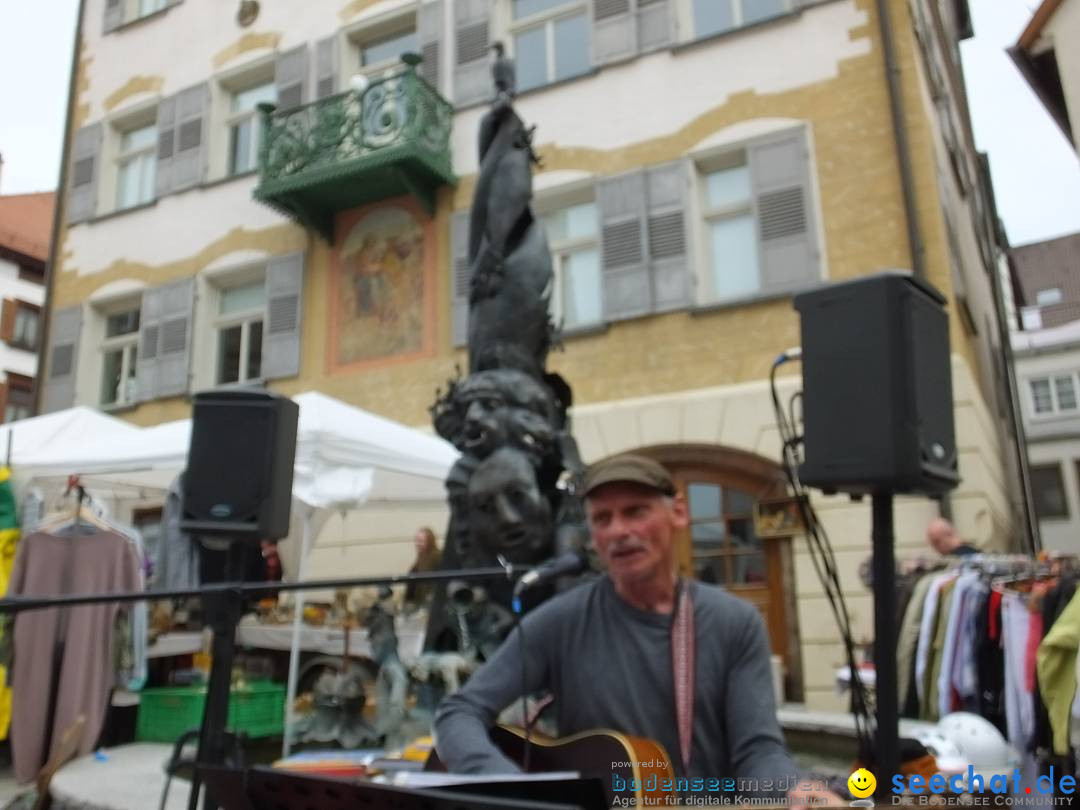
[937,712,1019,770]
[912,728,967,774]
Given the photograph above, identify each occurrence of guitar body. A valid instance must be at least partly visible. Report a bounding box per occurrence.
[428,725,678,807]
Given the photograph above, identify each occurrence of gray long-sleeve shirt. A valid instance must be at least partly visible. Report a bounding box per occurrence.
[433,576,796,794]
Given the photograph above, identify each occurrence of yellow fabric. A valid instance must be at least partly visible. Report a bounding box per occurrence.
[0,526,18,740]
[1037,589,1080,755]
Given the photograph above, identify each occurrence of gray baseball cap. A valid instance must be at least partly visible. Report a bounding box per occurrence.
[582,454,676,497]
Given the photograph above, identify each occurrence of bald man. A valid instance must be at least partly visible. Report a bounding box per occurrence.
[926,517,978,556]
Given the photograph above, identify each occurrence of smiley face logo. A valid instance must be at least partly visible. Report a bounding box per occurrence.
[848,768,876,799]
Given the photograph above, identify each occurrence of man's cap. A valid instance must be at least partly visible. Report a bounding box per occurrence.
[582,454,676,497]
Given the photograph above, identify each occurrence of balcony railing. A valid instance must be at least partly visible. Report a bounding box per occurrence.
[254,58,455,241]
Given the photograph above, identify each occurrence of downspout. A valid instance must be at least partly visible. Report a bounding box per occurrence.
[33,0,88,415]
[876,0,927,282]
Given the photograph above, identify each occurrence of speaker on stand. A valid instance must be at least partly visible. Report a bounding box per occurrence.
[793,271,959,792]
[180,389,299,810]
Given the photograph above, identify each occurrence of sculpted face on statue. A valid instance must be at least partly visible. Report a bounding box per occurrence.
[454,370,554,460]
[467,447,551,564]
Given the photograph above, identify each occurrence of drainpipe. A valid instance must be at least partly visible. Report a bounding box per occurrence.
[34,0,87,415]
[876,0,927,283]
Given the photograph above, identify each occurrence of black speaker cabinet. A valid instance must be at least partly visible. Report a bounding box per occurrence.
[794,271,959,496]
[182,389,299,540]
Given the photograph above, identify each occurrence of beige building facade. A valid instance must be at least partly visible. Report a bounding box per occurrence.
[44,0,1018,709]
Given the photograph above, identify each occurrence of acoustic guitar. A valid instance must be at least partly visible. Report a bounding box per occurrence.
[427,724,679,807]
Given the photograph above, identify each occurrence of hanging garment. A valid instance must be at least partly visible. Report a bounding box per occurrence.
[938,570,979,718]
[925,577,958,719]
[153,474,199,591]
[8,528,142,783]
[0,466,18,741]
[897,571,936,715]
[1002,590,1036,760]
[915,572,954,707]
[1036,588,1080,756]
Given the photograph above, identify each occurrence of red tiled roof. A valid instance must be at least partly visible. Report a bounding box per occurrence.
[0,192,55,262]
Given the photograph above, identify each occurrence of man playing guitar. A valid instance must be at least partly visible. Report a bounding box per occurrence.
[434,454,842,807]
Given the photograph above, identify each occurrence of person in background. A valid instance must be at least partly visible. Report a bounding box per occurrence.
[926,517,978,557]
[404,527,442,609]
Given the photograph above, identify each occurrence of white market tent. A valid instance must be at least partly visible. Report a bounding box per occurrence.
[0,406,141,468]
[15,391,458,753]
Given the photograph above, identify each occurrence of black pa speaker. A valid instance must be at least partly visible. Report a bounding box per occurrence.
[181,389,299,540]
[794,271,959,496]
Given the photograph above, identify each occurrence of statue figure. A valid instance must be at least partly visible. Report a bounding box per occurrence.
[425,40,590,659]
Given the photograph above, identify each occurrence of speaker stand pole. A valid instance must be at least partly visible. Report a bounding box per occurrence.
[187,542,246,810]
[871,492,899,795]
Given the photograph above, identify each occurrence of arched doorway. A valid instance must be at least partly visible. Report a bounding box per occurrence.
[642,444,803,702]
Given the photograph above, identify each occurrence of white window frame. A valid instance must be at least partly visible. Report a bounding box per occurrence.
[113,117,157,212]
[210,267,266,387]
[1029,373,1080,418]
[510,0,590,91]
[538,189,602,331]
[212,58,275,182]
[98,302,141,410]
[344,10,420,81]
[696,148,759,303]
[226,80,276,177]
[681,0,793,41]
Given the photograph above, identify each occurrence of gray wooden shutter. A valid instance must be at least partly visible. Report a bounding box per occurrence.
[103,0,123,32]
[645,160,689,311]
[157,278,194,397]
[138,279,194,401]
[749,131,819,293]
[636,0,672,51]
[262,252,305,380]
[43,306,81,413]
[593,0,635,65]
[136,286,163,402]
[419,0,444,91]
[276,45,309,111]
[451,211,470,346]
[597,170,650,320]
[171,84,208,192]
[453,0,490,106]
[68,124,102,225]
[155,95,177,198]
[314,36,338,100]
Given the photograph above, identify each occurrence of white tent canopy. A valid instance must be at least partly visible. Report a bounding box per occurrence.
[19,391,458,509]
[0,406,140,469]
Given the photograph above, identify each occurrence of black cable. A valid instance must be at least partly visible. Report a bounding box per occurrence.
[770,354,876,763]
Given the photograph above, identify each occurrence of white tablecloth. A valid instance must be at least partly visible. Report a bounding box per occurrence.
[50,744,192,810]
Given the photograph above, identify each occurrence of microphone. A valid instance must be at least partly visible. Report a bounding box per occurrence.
[513,549,590,597]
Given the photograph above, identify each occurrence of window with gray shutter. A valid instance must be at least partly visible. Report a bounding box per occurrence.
[419,0,444,91]
[172,84,209,192]
[68,124,102,225]
[315,36,338,100]
[262,252,305,380]
[137,279,194,401]
[155,96,177,197]
[592,0,670,63]
[749,131,819,293]
[104,0,124,32]
[453,0,490,106]
[43,306,82,413]
[646,161,690,310]
[451,211,470,346]
[276,44,310,111]
[597,170,650,320]
[136,286,163,402]
[636,0,672,51]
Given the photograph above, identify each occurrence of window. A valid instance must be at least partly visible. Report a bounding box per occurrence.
[216,279,265,384]
[137,0,166,17]
[702,152,759,300]
[1030,464,1069,520]
[101,306,140,408]
[685,481,766,587]
[360,26,418,68]
[1030,374,1080,416]
[1036,288,1063,306]
[4,373,33,423]
[542,201,602,329]
[228,81,275,176]
[7,302,40,351]
[115,122,156,210]
[690,0,790,38]
[512,0,590,92]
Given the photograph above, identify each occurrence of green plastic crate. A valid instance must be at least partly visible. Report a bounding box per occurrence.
[136,681,285,743]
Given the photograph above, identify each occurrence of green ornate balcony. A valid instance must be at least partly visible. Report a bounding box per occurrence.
[253,58,455,241]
